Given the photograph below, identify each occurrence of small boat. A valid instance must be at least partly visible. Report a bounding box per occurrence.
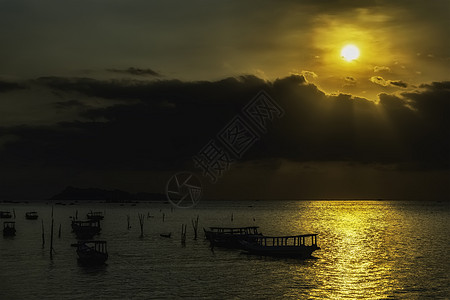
[86,211,104,221]
[204,226,262,248]
[0,211,13,219]
[160,233,171,238]
[25,211,39,220]
[3,221,16,236]
[74,240,108,265]
[240,234,320,258]
[71,220,101,239]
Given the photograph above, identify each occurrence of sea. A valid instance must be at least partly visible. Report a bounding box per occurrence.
[0,200,448,299]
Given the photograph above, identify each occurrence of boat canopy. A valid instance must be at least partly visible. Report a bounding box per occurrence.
[3,221,15,228]
[80,240,108,253]
[207,226,260,235]
[251,234,318,247]
[72,220,100,227]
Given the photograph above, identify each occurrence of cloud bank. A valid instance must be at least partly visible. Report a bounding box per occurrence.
[1,75,448,174]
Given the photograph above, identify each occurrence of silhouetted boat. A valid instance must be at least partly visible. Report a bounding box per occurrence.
[86,211,104,221]
[240,234,320,258]
[204,226,262,248]
[3,221,16,236]
[25,211,38,220]
[74,240,108,265]
[71,220,101,239]
[0,211,12,219]
[160,233,171,238]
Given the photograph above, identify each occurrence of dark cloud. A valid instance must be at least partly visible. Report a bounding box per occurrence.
[403,81,450,130]
[0,80,25,93]
[419,81,450,90]
[389,80,408,88]
[0,75,270,171]
[377,82,450,170]
[373,66,391,73]
[36,75,268,103]
[0,74,448,177]
[54,100,88,109]
[287,0,380,12]
[370,76,387,86]
[107,67,161,77]
[370,76,408,88]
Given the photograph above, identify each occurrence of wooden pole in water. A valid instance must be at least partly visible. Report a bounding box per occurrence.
[181,224,187,246]
[138,213,144,237]
[13,208,16,219]
[191,215,199,240]
[58,224,61,238]
[50,206,54,258]
[41,219,45,248]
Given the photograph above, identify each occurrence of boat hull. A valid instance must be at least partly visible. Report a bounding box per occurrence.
[73,227,101,239]
[240,241,320,258]
[72,220,101,239]
[204,227,262,249]
[3,221,16,237]
[210,234,260,249]
[0,212,12,219]
[76,241,108,265]
[86,213,104,221]
[25,213,38,220]
[77,251,108,265]
[3,227,16,236]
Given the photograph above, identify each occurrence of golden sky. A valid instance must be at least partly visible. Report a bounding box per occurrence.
[1,1,448,89]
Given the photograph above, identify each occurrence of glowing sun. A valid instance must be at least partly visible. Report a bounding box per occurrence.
[341,44,360,62]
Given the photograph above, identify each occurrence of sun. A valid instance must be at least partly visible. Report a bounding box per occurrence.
[341,44,360,62]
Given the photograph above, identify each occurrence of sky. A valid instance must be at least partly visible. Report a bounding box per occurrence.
[0,0,449,200]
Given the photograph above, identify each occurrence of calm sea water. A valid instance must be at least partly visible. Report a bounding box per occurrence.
[0,200,448,299]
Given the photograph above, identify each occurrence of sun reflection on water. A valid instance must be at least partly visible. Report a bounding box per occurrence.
[288,201,407,299]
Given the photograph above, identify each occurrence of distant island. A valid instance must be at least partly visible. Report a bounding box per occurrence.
[50,186,166,202]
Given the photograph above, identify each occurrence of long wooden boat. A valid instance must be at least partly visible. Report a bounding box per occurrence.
[240,234,320,258]
[0,211,13,219]
[25,211,39,220]
[204,226,261,248]
[86,211,104,221]
[74,240,108,265]
[3,221,16,236]
[71,220,101,239]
